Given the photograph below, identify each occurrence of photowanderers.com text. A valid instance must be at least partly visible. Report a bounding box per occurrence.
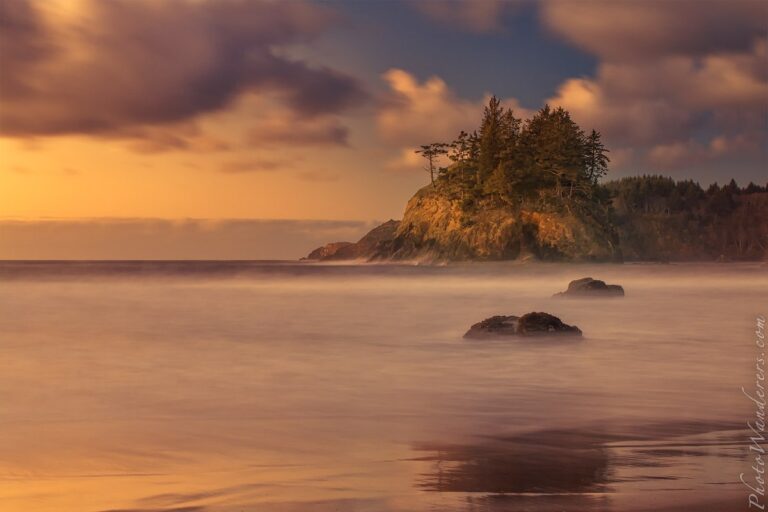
[743,315,767,509]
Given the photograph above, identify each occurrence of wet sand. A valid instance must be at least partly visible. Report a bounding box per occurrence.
[0,261,763,511]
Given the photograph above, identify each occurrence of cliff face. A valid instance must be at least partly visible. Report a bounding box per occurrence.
[305,183,767,263]
[304,185,620,263]
[304,220,401,261]
[304,242,354,260]
[369,186,620,262]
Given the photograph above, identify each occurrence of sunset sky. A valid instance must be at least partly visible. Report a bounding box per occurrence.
[1,0,766,258]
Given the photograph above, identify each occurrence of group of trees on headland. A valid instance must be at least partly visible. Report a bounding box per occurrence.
[415,96,767,220]
[415,97,609,211]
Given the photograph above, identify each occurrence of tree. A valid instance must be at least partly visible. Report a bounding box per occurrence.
[478,96,504,185]
[468,131,480,166]
[498,108,521,162]
[446,131,475,191]
[415,143,448,186]
[412,96,616,211]
[584,129,609,184]
[518,105,587,200]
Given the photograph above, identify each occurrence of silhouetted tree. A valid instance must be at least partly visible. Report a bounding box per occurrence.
[478,96,505,185]
[415,143,448,186]
[584,129,609,184]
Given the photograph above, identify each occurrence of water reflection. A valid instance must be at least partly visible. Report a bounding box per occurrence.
[415,422,745,512]
[415,430,611,493]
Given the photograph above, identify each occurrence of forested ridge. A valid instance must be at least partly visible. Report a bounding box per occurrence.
[606,176,767,261]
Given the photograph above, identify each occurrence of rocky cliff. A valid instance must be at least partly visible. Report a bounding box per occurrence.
[304,179,767,263]
[304,220,401,261]
[306,186,621,262]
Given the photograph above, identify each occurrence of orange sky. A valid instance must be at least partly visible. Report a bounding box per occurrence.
[1,0,765,258]
[0,134,419,221]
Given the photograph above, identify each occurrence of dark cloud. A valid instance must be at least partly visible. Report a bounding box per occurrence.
[248,114,350,147]
[542,0,767,61]
[0,0,52,89]
[124,125,232,154]
[542,0,768,173]
[0,0,369,137]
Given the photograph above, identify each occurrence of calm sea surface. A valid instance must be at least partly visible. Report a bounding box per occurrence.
[0,261,765,512]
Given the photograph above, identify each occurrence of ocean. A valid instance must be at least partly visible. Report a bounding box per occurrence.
[0,261,765,511]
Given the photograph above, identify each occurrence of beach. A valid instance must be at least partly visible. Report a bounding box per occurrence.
[0,261,763,511]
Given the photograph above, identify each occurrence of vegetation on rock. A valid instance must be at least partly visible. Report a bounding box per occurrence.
[306,98,767,263]
[386,98,621,261]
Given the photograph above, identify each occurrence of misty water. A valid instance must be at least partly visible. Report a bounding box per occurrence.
[0,261,765,512]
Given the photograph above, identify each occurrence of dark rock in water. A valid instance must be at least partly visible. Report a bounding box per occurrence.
[554,277,624,297]
[464,315,520,338]
[517,312,583,336]
[464,312,582,339]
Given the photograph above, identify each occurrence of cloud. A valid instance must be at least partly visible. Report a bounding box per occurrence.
[377,69,532,144]
[547,44,768,169]
[541,0,767,61]
[386,147,427,173]
[646,140,709,170]
[376,68,533,171]
[0,0,369,138]
[247,113,349,147]
[541,0,768,172]
[124,123,232,154]
[0,218,375,260]
[646,133,765,170]
[412,0,524,33]
[547,72,694,146]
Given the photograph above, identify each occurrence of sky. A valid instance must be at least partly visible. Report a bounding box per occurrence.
[0,0,766,258]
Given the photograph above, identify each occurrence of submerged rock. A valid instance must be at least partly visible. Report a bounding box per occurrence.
[464,312,582,339]
[554,277,624,297]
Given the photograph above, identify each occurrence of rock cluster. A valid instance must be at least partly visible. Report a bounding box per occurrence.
[464,312,582,339]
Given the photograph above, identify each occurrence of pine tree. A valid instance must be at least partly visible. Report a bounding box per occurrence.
[478,96,504,185]
[518,105,587,200]
[499,108,521,161]
[415,143,448,186]
[584,129,610,184]
[447,131,474,191]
